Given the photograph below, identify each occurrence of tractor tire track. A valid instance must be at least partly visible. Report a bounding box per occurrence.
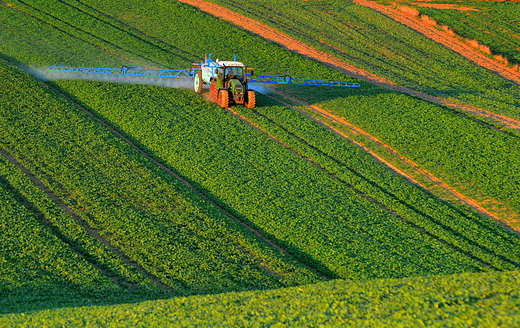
[0,0,132,63]
[352,0,520,86]
[0,147,174,295]
[175,0,520,133]
[222,103,504,271]
[48,84,332,281]
[273,91,520,236]
[58,0,196,63]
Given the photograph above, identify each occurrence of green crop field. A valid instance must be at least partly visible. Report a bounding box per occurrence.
[375,0,520,64]
[1,0,519,325]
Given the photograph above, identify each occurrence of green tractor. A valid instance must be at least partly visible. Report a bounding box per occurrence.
[193,56,256,109]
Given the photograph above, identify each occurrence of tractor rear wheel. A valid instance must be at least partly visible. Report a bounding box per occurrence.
[244,90,256,109]
[218,89,229,108]
[193,71,203,93]
[210,80,218,102]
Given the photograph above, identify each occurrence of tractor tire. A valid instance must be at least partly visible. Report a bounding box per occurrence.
[193,71,203,93]
[210,80,218,102]
[218,89,230,108]
[244,90,256,109]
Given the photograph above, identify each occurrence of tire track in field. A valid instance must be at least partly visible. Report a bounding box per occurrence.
[58,0,195,63]
[0,147,174,295]
[352,0,520,85]
[48,85,332,281]
[0,0,133,63]
[10,0,169,67]
[221,102,502,271]
[273,91,520,236]
[175,0,520,133]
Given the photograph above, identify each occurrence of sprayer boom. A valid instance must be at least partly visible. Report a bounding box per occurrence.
[48,54,360,109]
[48,66,192,78]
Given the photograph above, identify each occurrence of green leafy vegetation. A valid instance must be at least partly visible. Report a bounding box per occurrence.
[0,0,519,323]
[56,77,520,280]
[2,270,519,327]
[0,58,320,310]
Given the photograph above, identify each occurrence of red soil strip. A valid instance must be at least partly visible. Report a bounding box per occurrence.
[412,3,479,11]
[176,0,520,132]
[352,0,520,84]
[275,91,520,234]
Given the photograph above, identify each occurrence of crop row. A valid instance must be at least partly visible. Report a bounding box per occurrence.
[185,0,520,228]
[203,0,520,120]
[0,155,154,314]
[286,85,520,226]
[231,93,520,269]
[0,59,319,300]
[376,0,520,64]
[3,0,520,278]
[58,76,510,280]
[2,268,519,326]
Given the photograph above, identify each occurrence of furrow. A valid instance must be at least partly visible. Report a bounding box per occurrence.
[0,147,174,295]
[48,84,332,281]
[176,0,520,132]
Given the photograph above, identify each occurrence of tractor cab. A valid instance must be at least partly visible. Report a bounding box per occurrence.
[215,61,246,82]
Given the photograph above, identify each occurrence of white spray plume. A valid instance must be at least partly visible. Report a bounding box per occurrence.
[26,67,193,89]
[248,82,270,94]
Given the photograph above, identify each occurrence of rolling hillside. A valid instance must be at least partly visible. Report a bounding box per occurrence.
[1,0,519,325]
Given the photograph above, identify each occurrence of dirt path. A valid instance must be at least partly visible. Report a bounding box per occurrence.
[176,0,520,132]
[223,101,502,270]
[272,91,520,235]
[352,0,520,85]
[0,147,173,294]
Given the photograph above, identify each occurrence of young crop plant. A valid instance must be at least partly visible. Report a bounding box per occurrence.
[56,77,520,282]
[2,270,519,327]
[0,60,321,300]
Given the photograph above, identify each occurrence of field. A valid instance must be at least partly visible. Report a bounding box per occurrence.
[1,0,519,325]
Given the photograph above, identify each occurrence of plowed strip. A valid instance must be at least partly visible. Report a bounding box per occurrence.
[224,103,497,269]
[273,91,520,235]
[176,0,520,131]
[352,0,520,85]
[0,147,172,294]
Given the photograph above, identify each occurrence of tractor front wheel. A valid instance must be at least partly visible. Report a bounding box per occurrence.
[193,71,203,94]
[218,89,229,108]
[244,90,256,109]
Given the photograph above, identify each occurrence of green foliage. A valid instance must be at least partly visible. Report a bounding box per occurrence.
[206,0,520,120]
[56,77,520,281]
[1,0,520,321]
[0,58,320,311]
[232,93,520,271]
[2,270,519,327]
[376,0,520,64]
[0,156,155,314]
